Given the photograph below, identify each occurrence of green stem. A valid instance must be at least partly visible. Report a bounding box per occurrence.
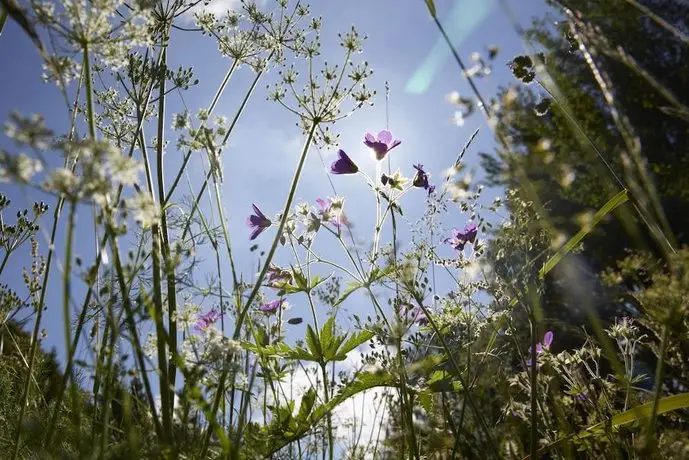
[108,233,162,436]
[155,44,180,425]
[646,325,669,446]
[163,59,239,204]
[529,317,538,459]
[0,250,9,276]
[62,201,77,379]
[319,362,334,460]
[212,179,240,298]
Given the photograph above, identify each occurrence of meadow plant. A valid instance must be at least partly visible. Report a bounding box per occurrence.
[0,0,688,458]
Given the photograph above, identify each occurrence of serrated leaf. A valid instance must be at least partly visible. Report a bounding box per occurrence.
[273,282,303,294]
[305,325,322,360]
[333,280,363,307]
[309,273,331,290]
[333,330,374,361]
[427,369,452,385]
[320,316,336,354]
[291,266,308,291]
[296,387,317,424]
[417,388,434,414]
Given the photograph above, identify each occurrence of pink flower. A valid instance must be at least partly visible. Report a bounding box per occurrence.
[527,331,554,368]
[195,309,220,331]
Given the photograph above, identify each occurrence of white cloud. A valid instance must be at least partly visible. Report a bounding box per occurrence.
[181,0,241,22]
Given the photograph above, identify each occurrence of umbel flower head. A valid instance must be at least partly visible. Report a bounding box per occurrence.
[364,130,401,160]
[446,223,478,251]
[247,204,272,240]
[330,149,359,175]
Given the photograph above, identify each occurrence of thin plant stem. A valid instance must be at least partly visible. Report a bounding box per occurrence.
[164,59,239,203]
[646,325,669,446]
[529,316,538,459]
[150,44,173,446]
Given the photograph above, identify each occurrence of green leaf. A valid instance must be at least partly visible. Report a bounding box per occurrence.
[423,0,436,18]
[417,388,434,414]
[333,329,374,361]
[527,392,689,459]
[296,387,317,424]
[305,325,322,360]
[292,266,308,291]
[333,280,363,307]
[309,273,330,290]
[320,316,336,355]
[539,189,629,279]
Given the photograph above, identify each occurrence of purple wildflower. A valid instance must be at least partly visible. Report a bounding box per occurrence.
[259,298,284,315]
[364,130,401,161]
[412,164,430,189]
[575,392,589,401]
[526,330,554,368]
[330,149,359,175]
[445,223,478,251]
[412,164,435,194]
[195,309,220,331]
[247,204,271,240]
[316,198,348,228]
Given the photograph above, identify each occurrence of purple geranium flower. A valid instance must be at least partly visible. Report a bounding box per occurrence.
[445,223,478,251]
[330,149,359,175]
[195,309,221,331]
[364,130,401,161]
[527,330,554,368]
[259,298,284,315]
[247,204,271,240]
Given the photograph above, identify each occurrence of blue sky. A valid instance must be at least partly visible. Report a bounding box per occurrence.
[0,0,550,362]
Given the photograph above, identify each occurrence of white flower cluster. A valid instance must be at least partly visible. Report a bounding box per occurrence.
[33,0,154,74]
